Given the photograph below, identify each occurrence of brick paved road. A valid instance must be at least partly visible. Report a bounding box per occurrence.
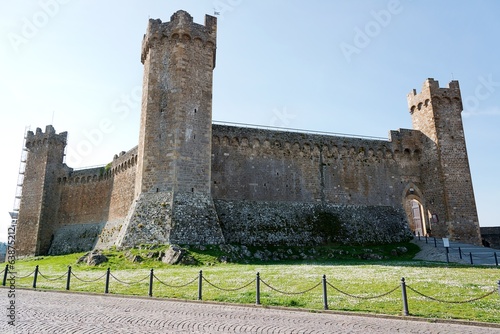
[1,289,499,333]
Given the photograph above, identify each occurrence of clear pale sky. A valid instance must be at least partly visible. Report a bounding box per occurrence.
[1,0,499,242]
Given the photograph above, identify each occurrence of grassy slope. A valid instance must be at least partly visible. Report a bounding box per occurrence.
[6,242,500,323]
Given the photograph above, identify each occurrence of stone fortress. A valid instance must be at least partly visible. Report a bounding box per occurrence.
[14,10,482,257]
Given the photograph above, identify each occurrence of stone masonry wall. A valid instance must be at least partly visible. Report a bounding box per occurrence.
[480,227,500,249]
[215,200,413,246]
[211,125,424,208]
[48,148,138,254]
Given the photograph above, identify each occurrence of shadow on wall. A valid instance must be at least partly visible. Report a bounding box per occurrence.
[48,223,105,255]
[480,227,500,249]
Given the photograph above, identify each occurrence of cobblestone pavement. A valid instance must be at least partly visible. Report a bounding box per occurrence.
[1,289,499,333]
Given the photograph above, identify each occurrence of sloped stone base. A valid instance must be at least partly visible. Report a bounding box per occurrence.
[115,192,225,248]
[48,222,104,255]
[168,192,225,245]
[94,219,126,250]
[115,192,174,248]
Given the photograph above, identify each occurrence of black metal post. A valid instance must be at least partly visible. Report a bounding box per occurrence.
[198,270,203,300]
[149,269,154,297]
[2,264,8,286]
[401,277,409,316]
[458,247,462,259]
[417,232,420,241]
[322,275,328,310]
[66,266,71,290]
[425,235,428,244]
[469,252,473,265]
[495,253,498,267]
[433,237,437,247]
[256,272,261,305]
[32,265,39,289]
[445,247,449,263]
[105,268,110,294]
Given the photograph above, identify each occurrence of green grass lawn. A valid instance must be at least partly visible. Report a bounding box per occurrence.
[4,243,500,323]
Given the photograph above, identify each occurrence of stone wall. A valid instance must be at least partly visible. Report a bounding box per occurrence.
[48,222,105,255]
[47,147,138,254]
[211,125,423,207]
[117,191,225,248]
[57,168,112,226]
[480,227,500,249]
[215,200,413,246]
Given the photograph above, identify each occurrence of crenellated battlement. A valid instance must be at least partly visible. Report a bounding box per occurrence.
[212,125,423,162]
[141,10,217,64]
[25,125,67,149]
[110,145,138,173]
[407,78,462,114]
[58,146,138,184]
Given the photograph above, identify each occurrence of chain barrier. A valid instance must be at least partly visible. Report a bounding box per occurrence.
[0,269,5,275]
[16,269,36,279]
[71,271,107,283]
[202,276,256,292]
[153,274,198,288]
[416,239,498,266]
[470,253,496,259]
[109,273,150,285]
[260,278,322,295]
[37,271,67,281]
[453,248,495,259]
[406,285,497,304]
[326,281,399,300]
[10,264,500,315]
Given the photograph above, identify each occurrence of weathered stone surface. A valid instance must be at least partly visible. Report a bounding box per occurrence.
[215,200,413,246]
[48,223,104,255]
[125,251,143,263]
[167,193,225,245]
[161,245,192,265]
[116,192,174,248]
[77,250,108,266]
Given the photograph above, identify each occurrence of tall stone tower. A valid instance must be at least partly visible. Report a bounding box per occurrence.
[15,125,67,256]
[117,10,225,246]
[407,79,481,244]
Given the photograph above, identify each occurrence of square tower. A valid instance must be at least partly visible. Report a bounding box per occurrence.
[117,11,224,247]
[408,79,481,244]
